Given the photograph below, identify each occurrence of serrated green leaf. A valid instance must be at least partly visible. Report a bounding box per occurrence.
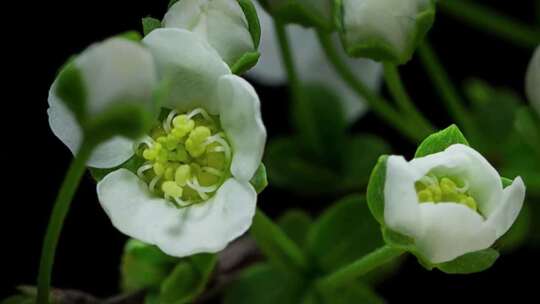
[159,254,217,304]
[238,0,261,48]
[142,17,162,36]
[231,51,261,75]
[121,239,178,292]
[278,209,313,249]
[307,195,383,273]
[55,60,86,121]
[366,155,388,224]
[224,263,306,304]
[436,248,499,274]
[293,84,347,166]
[250,163,268,194]
[415,124,469,158]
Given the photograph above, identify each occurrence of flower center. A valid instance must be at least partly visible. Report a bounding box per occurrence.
[415,175,478,212]
[134,108,231,207]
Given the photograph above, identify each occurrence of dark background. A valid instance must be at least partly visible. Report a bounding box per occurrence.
[3,0,539,302]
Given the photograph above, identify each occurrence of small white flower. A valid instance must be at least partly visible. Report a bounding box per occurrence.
[47,37,158,168]
[248,1,383,122]
[526,46,540,115]
[163,0,255,67]
[340,0,435,63]
[95,28,266,257]
[384,144,525,264]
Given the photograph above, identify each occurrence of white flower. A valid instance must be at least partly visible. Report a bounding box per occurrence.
[248,1,382,122]
[340,0,435,63]
[384,144,525,264]
[95,28,266,257]
[163,0,255,67]
[47,37,158,168]
[526,46,540,115]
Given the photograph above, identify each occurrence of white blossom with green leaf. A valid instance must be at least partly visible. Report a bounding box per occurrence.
[526,46,540,115]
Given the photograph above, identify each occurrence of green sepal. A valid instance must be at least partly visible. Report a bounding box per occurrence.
[260,0,334,30]
[278,209,313,249]
[158,254,217,304]
[307,195,383,273]
[120,239,178,292]
[250,163,268,194]
[238,0,261,48]
[55,60,87,122]
[142,17,162,36]
[117,31,143,42]
[231,51,261,75]
[415,124,469,158]
[435,249,500,274]
[366,155,388,224]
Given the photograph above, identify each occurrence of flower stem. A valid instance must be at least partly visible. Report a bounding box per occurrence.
[274,20,304,104]
[316,31,429,143]
[417,42,477,136]
[383,63,436,133]
[37,142,93,304]
[317,245,405,290]
[250,209,309,274]
[439,0,540,50]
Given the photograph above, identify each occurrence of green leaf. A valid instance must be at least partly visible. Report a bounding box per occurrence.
[159,254,217,304]
[55,60,86,121]
[415,124,469,158]
[120,239,178,292]
[250,163,268,194]
[231,51,261,75]
[292,84,347,166]
[366,155,388,224]
[142,17,162,36]
[307,195,383,273]
[224,263,306,304]
[237,0,261,48]
[314,283,385,304]
[343,135,392,189]
[250,209,308,274]
[278,209,313,249]
[436,248,500,274]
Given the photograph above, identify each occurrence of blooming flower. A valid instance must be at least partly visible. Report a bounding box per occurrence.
[526,46,539,115]
[338,0,435,64]
[48,37,158,168]
[248,1,382,122]
[50,28,266,257]
[383,144,525,264]
[163,0,256,68]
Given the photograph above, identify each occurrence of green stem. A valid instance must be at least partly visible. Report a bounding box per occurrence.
[317,245,404,290]
[316,31,428,143]
[417,42,477,136]
[250,209,308,274]
[37,142,93,304]
[274,20,303,104]
[439,0,540,49]
[383,64,436,133]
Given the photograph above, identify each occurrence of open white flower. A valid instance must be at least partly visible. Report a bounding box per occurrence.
[48,37,158,168]
[526,46,539,115]
[163,0,255,67]
[248,1,382,122]
[339,0,435,64]
[384,144,525,264]
[95,28,266,257]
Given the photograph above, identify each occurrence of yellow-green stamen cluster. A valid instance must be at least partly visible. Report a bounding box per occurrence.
[136,108,231,207]
[415,175,478,211]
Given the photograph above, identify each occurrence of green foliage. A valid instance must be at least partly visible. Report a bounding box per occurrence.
[142,17,162,36]
[231,51,261,75]
[311,282,385,304]
[250,163,269,194]
[278,209,313,249]
[415,124,469,158]
[1,295,35,304]
[435,249,500,274]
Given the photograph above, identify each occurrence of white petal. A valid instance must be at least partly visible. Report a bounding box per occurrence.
[142,28,230,114]
[409,144,503,218]
[416,203,497,264]
[247,2,383,122]
[218,75,266,181]
[47,84,134,168]
[384,156,423,237]
[163,0,254,66]
[485,177,526,239]
[526,46,540,115]
[97,169,257,257]
[75,38,158,116]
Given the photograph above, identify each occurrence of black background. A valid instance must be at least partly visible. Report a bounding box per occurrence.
[3,0,539,302]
